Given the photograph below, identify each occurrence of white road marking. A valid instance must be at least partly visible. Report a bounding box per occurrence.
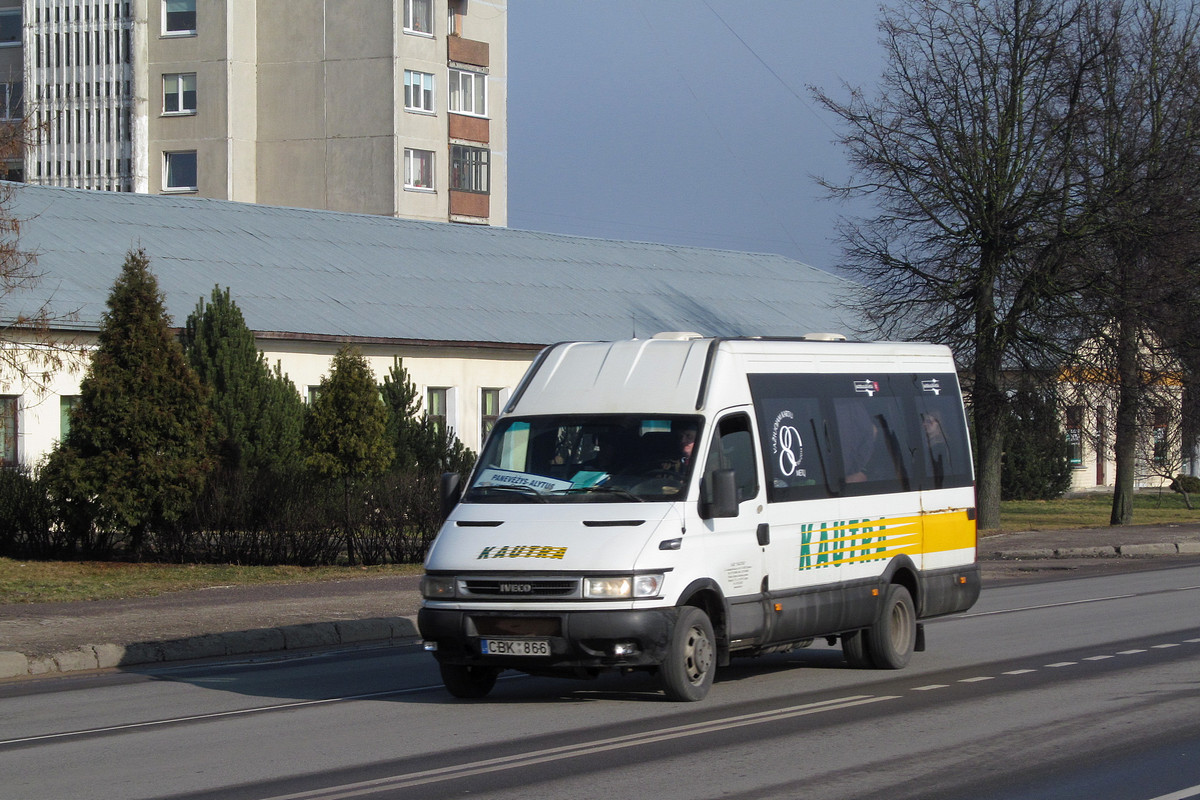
[1144,784,1200,800]
[262,695,901,799]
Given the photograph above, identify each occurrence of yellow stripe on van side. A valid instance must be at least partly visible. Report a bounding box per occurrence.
[794,512,974,570]
[798,517,922,569]
[922,509,977,554]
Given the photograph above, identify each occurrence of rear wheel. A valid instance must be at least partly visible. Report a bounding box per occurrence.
[841,629,873,669]
[660,606,716,702]
[866,584,916,669]
[439,663,500,699]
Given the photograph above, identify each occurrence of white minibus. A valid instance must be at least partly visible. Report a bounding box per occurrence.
[419,334,979,701]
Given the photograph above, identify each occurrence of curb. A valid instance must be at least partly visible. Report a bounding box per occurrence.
[0,615,421,680]
[986,541,1200,560]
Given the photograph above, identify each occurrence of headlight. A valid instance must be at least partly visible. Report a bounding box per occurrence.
[421,575,457,599]
[584,574,664,599]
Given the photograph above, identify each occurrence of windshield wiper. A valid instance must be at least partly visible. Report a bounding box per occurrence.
[553,486,645,502]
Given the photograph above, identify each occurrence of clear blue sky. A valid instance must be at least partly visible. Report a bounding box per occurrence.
[507,1,885,273]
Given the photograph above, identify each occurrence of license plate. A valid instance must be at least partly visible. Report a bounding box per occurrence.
[481,638,551,657]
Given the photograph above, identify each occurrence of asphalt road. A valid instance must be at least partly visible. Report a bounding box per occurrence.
[2,562,1198,800]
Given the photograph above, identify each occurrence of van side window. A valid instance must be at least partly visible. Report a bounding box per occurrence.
[700,413,759,505]
[749,372,972,502]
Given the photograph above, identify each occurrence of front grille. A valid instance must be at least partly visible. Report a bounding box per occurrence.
[460,577,580,599]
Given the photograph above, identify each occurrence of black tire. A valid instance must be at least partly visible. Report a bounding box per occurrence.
[660,606,716,702]
[439,663,500,699]
[841,629,873,669]
[866,584,916,669]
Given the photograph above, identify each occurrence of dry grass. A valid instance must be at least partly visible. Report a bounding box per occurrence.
[0,559,421,604]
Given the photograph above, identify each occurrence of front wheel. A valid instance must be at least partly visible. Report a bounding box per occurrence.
[660,606,716,702]
[866,584,916,669]
[439,663,500,699]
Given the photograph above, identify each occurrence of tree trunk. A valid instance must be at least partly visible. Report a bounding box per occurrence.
[343,478,356,565]
[972,275,1006,531]
[1111,314,1140,526]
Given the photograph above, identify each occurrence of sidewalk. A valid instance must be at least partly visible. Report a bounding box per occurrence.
[3,524,1200,681]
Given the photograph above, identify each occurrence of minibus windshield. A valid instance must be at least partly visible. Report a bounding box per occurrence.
[463,414,704,503]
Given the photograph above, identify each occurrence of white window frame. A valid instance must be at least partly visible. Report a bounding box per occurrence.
[449,68,487,117]
[163,0,197,36]
[0,8,21,48]
[404,148,434,190]
[162,73,197,115]
[163,150,198,192]
[1,395,18,467]
[404,0,433,36]
[404,70,435,114]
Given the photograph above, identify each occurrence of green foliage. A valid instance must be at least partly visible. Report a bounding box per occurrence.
[305,345,393,480]
[380,357,476,477]
[1171,474,1200,495]
[1001,389,1073,501]
[181,285,304,474]
[42,250,213,556]
[304,345,393,565]
[0,467,57,557]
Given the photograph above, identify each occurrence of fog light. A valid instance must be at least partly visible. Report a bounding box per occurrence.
[423,641,439,652]
[611,642,638,656]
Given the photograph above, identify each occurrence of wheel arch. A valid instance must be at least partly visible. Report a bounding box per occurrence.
[881,554,921,611]
[674,577,731,666]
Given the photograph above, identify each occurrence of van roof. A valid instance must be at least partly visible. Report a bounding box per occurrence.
[506,337,955,416]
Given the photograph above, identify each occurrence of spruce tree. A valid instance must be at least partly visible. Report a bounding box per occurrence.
[1001,389,1073,501]
[181,285,303,474]
[306,344,393,563]
[43,250,212,556]
[380,356,476,476]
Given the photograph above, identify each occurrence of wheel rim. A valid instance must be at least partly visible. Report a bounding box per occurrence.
[683,625,714,685]
[888,599,912,653]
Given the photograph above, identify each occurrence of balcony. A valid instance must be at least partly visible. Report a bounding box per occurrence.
[448,36,488,68]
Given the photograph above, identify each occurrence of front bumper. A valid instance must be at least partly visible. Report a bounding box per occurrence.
[418,607,677,670]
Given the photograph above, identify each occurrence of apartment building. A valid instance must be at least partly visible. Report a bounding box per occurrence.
[4,0,506,224]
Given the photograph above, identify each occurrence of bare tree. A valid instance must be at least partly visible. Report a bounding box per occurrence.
[0,121,85,394]
[813,0,1105,529]
[1059,0,1200,524]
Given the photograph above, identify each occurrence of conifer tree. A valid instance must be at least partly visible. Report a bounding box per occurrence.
[380,356,476,476]
[181,286,303,474]
[306,344,392,563]
[43,250,212,556]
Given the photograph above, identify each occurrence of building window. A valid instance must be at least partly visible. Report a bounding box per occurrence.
[60,396,80,441]
[404,70,435,113]
[0,82,21,121]
[427,387,448,432]
[449,68,487,117]
[480,388,501,448]
[1,396,17,467]
[1152,407,1170,466]
[404,148,434,190]
[163,73,197,114]
[404,0,432,35]
[164,150,197,191]
[307,386,321,405]
[450,145,489,194]
[448,0,464,36]
[0,8,20,47]
[1065,405,1084,469]
[163,0,196,35]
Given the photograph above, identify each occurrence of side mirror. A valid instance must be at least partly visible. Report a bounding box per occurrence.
[705,469,739,519]
[440,472,463,521]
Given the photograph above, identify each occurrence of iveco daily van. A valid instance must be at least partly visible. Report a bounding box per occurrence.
[419,334,980,701]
